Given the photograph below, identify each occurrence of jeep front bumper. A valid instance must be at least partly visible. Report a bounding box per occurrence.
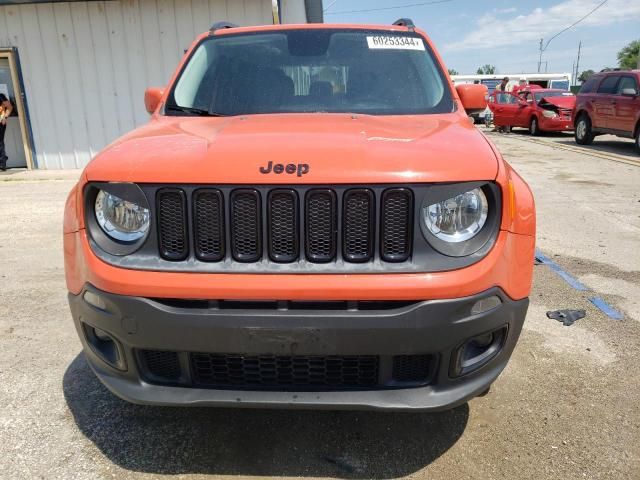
[69,284,528,411]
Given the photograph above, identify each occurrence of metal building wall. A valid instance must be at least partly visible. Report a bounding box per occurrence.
[0,0,296,169]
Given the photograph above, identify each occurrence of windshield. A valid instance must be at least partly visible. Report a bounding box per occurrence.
[534,91,574,102]
[167,29,453,116]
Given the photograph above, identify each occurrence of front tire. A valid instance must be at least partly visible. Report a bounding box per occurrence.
[529,117,540,136]
[635,126,640,154]
[575,114,594,145]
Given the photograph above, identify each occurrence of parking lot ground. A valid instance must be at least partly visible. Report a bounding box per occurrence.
[1,131,639,480]
[490,126,640,167]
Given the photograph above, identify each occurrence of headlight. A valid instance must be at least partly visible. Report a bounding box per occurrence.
[542,110,558,118]
[423,188,488,243]
[95,189,150,242]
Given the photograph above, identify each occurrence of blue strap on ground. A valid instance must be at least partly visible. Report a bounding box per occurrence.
[534,250,588,291]
[589,297,624,320]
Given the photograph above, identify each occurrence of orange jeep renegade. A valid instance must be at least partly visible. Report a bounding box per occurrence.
[64,20,535,410]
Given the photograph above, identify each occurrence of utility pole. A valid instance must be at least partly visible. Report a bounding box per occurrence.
[575,41,582,85]
[538,38,543,73]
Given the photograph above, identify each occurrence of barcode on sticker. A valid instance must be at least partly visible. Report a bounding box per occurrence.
[366,36,425,50]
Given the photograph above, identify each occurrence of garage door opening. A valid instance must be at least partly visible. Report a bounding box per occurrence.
[0,48,34,170]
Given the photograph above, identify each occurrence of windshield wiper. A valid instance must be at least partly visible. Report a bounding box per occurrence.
[165,105,225,117]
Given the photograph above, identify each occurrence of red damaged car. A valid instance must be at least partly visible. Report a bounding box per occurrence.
[488,89,576,135]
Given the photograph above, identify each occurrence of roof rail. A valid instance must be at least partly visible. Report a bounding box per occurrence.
[393,18,415,30]
[209,21,239,34]
[599,67,629,72]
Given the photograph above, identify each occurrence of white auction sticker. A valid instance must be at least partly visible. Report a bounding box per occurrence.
[366,36,425,51]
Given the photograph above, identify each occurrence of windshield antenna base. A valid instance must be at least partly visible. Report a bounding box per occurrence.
[393,18,415,31]
[210,21,239,34]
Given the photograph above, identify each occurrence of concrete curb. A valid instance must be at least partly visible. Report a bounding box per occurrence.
[0,169,81,182]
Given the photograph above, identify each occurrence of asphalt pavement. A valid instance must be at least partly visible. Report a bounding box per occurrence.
[0,129,638,479]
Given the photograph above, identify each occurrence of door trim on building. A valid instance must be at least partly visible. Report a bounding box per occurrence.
[0,47,35,170]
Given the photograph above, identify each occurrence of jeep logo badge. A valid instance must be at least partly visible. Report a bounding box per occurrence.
[259,161,309,177]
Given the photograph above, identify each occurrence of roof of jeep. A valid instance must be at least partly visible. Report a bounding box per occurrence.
[212,23,419,36]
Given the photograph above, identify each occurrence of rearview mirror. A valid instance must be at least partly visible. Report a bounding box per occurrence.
[144,87,165,114]
[621,88,638,97]
[455,84,488,114]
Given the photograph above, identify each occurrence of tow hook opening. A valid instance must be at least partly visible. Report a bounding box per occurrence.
[81,322,127,371]
[450,325,508,377]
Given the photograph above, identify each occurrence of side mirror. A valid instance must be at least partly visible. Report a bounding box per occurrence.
[144,87,165,114]
[456,84,488,114]
[621,88,638,97]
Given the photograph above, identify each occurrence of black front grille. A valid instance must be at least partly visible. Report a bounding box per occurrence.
[193,189,225,261]
[191,353,379,390]
[305,189,337,263]
[343,189,374,262]
[155,186,416,266]
[157,189,188,260]
[268,189,299,262]
[138,349,435,391]
[392,355,432,383]
[230,189,261,262]
[141,350,181,381]
[380,188,413,262]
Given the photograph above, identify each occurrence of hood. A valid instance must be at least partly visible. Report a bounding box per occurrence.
[85,113,498,184]
[539,96,576,109]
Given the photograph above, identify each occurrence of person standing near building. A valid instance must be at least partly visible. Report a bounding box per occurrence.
[0,93,13,171]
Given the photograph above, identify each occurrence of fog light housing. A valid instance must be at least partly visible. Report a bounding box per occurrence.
[93,327,112,341]
[81,323,127,371]
[471,332,494,348]
[450,326,508,377]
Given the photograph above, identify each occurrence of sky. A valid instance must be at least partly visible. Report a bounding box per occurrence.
[321,0,640,78]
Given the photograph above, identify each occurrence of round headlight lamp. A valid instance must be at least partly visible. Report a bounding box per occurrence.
[423,187,488,244]
[95,189,150,242]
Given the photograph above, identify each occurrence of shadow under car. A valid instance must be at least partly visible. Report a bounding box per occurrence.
[63,353,469,478]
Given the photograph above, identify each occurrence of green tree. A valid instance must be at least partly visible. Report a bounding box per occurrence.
[617,40,639,70]
[578,69,595,83]
[448,68,459,75]
[476,64,496,74]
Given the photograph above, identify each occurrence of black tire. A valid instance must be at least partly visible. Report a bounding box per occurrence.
[635,126,640,155]
[575,114,594,145]
[529,117,540,136]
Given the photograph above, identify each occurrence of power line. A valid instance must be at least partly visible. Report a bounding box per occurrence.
[538,0,608,72]
[543,0,608,51]
[325,0,453,16]
[323,0,340,13]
